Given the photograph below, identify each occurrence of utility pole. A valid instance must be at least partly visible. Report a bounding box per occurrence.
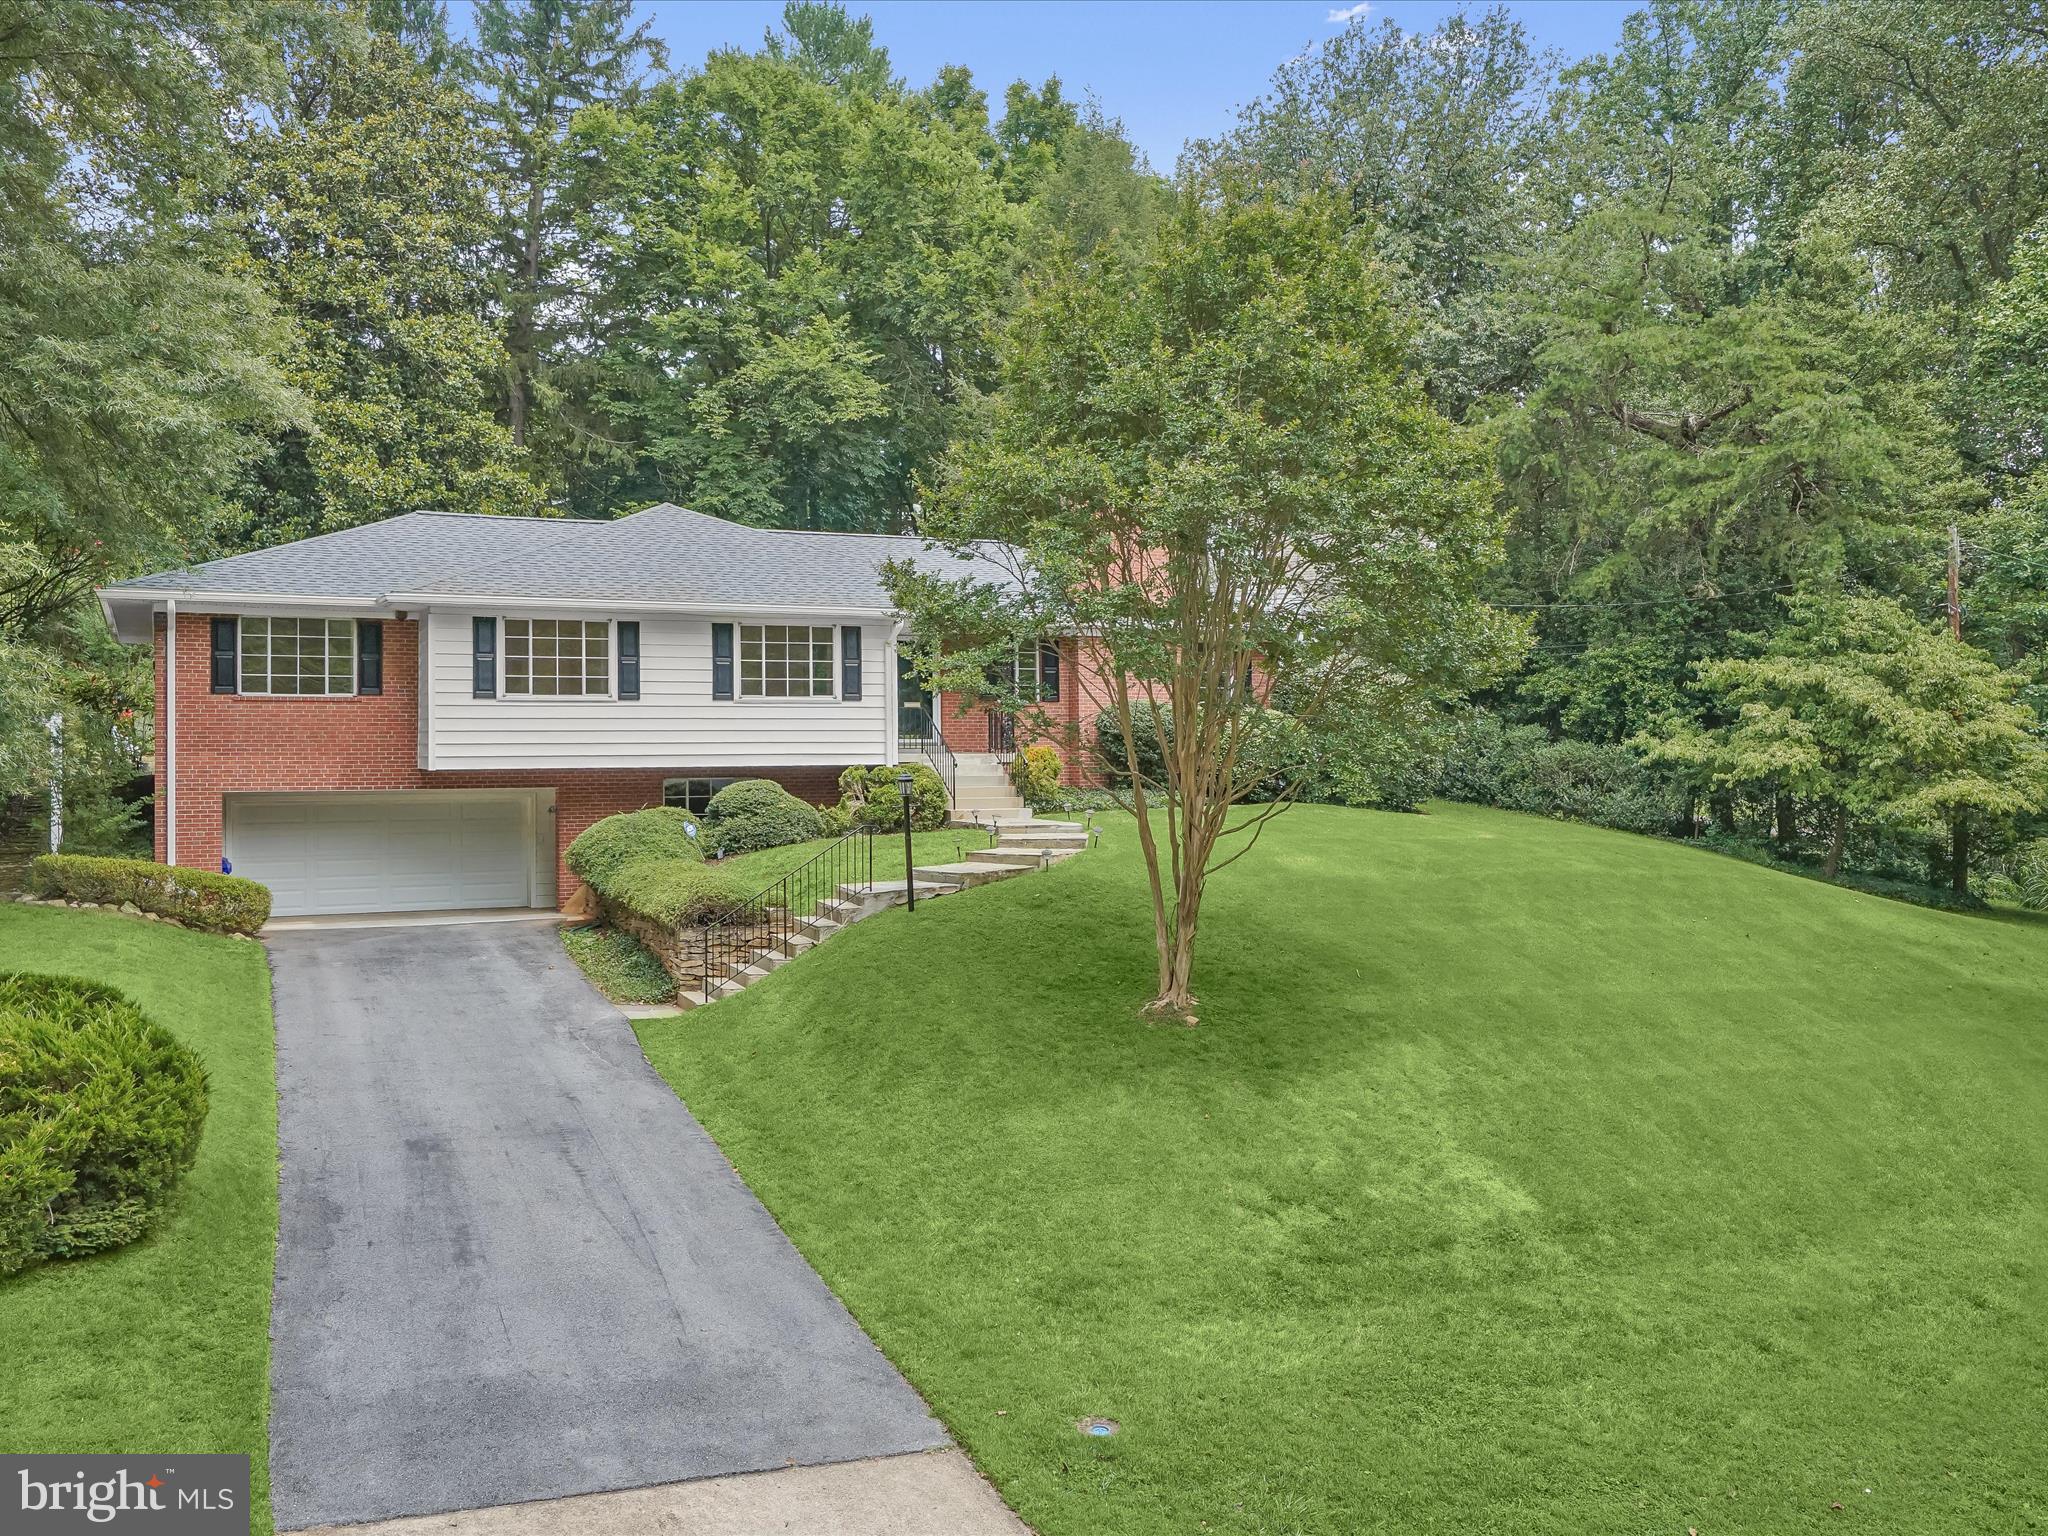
[1947,523,1963,640]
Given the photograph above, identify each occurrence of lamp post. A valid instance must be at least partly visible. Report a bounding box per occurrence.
[896,770,916,912]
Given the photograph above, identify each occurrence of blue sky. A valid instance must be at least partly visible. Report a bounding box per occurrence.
[600,2,1638,168]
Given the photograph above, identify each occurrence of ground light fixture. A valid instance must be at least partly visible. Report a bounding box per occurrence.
[1078,1417,1120,1437]
[896,770,916,912]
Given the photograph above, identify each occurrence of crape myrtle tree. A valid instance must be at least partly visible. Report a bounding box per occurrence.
[888,188,1525,1019]
[1640,594,2047,888]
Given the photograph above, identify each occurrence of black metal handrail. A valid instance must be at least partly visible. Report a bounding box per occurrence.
[898,702,957,808]
[698,830,876,1001]
[987,710,1016,754]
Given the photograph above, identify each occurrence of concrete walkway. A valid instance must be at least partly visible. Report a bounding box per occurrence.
[266,922,950,1531]
[289,1450,1028,1536]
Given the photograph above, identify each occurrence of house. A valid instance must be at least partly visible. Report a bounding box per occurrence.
[98,504,1105,917]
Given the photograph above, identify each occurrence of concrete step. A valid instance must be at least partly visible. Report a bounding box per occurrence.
[673,989,709,1011]
[913,860,1025,889]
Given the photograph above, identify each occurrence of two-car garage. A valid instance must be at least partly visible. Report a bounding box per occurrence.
[223,790,554,917]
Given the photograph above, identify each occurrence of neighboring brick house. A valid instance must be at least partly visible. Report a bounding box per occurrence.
[99,504,1102,917]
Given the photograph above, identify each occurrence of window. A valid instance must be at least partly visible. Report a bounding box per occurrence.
[1010,643,1041,698]
[503,618,610,698]
[239,617,356,696]
[998,642,1059,702]
[663,777,735,815]
[738,624,835,698]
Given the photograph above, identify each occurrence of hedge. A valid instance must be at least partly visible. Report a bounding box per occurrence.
[29,855,271,934]
[0,974,209,1277]
[840,762,948,831]
[565,806,703,887]
[703,779,825,855]
[567,807,752,927]
[598,860,755,927]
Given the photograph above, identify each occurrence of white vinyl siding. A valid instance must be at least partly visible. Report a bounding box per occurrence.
[422,610,890,769]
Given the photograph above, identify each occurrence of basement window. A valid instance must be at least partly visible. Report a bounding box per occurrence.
[662,777,737,815]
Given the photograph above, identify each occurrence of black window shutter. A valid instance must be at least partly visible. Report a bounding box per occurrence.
[711,622,734,700]
[618,621,640,700]
[356,620,383,695]
[841,626,862,699]
[210,618,238,694]
[472,617,496,698]
[1040,641,1060,702]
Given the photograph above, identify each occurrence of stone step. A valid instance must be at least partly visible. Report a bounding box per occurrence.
[913,860,1025,888]
[969,847,1050,867]
[844,878,964,903]
[999,831,1089,849]
[674,988,709,1010]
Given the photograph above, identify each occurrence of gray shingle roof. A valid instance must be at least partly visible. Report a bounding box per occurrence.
[104,504,1013,610]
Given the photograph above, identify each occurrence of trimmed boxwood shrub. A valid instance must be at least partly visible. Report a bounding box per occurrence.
[28,855,271,934]
[703,778,825,855]
[600,861,755,927]
[0,974,209,1277]
[839,762,948,831]
[565,807,703,888]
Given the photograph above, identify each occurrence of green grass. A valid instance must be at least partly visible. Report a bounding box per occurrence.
[0,906,277,1533]
[636,802,2048,1536]
[561,923,675,1004]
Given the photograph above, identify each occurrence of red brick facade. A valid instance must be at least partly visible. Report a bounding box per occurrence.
[932,637,1116,788]
[154,613,845,908]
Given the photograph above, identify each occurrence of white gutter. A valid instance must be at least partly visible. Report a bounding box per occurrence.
[164,598,177,867]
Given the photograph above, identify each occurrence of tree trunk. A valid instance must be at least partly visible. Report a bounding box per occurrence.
[1773,791,1796,846]
[1950,814,1971,897]
[1711,791,1737,835]
[1822,805,1847,878]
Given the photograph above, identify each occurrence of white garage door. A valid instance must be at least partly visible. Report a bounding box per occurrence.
[225,793,545,917]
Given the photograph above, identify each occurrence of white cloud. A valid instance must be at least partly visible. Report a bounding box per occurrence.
[1327,2,1370,21]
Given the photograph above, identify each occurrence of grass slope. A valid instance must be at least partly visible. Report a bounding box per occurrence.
[0,906,277,1533]
[637,802,2047,1536]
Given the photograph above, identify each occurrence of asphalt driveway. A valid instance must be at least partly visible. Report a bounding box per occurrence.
[265,920,947,1531]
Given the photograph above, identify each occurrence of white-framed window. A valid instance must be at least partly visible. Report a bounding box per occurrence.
[240,616,356,696]
[662,777,736,815]
[503,618,610,698]
[1010,643,1041,699]
[738,623,835,699]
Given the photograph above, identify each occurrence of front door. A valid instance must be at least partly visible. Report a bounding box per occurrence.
[897,653,934,739]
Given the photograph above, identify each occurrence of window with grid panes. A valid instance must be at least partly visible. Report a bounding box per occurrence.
[239,617,356,696]
[738,624,835,698]
[503,618,610,697]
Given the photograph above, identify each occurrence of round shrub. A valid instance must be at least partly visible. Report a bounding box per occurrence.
[1009,743,1063,808]
[0,974,209,1277]
[840,762,948,831]
[566,807,703,889]
[703,779,825,855]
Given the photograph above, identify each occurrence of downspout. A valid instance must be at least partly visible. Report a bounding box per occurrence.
[884,620,904,767]
[164,597,177,867]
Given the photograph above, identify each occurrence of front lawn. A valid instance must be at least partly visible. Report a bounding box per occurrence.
[0,906,277,1533]
[637,802,2047,1536]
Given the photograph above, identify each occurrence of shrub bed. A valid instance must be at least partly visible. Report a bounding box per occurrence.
[28,855,271,934]
[0,973,209,1277]
[565,806,703,888]
[703,779,825,854]
[1437,712,1685,836]
[840,762,948,831]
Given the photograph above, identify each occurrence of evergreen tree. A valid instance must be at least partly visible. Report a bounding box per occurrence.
[232,33,545,544]
[465,0,664,483]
